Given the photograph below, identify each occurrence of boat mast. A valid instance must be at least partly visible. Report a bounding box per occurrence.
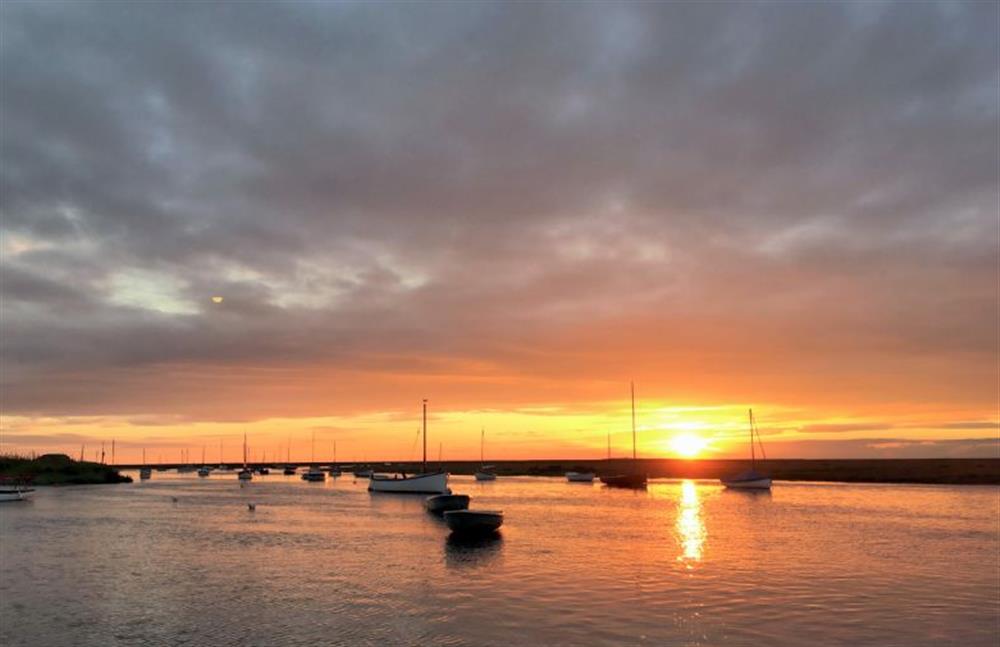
[749,408,756,470]
[481,428,485,464]
[631,381,637,462]
[243,432,248,468]
[422,399,428,473]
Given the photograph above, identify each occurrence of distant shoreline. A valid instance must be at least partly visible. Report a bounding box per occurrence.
[112,458,1000,486]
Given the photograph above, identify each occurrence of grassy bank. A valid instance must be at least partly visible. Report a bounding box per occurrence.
[0,454,132,485]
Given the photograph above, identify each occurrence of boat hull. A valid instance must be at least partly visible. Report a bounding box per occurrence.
[444,510,503,535]
[0,488,34,502]
[721,477,772,490]
[425,493,470,514]
[368,471,449,494]
[474,472,497,481]
[600,473,647,489]
[301,471,326,482]
[566,472,595,482]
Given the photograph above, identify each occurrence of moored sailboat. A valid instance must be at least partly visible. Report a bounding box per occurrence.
[600,382,647,489]
[474,428,497,481]
[139,448,152,480]
[237,433,253,481]
[369,399,449,494]
[721,409,772,490]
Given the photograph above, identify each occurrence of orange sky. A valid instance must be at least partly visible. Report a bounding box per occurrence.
[1,2,997,461]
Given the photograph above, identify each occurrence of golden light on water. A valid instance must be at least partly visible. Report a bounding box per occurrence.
[676,480,705,567]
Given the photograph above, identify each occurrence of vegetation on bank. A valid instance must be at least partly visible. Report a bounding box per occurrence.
[0,453,132,485]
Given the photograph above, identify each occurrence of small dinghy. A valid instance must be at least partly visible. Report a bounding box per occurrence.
[353,468,373,478]
[197,466,211,477]
[425,493,470,514]
[282,465,296,475]
[444,509,503,536]
[566,471,595,482]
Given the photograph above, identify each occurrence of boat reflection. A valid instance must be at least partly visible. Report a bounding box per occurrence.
[675,480,705,568]
[444,532,504,569]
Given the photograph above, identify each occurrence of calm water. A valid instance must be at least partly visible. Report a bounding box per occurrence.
[1,473,996,646]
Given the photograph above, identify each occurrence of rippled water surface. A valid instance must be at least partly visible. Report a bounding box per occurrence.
[1,473,996,646]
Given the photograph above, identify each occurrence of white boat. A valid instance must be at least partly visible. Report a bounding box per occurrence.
[0,477,34,501]
[0,485,34,502]
[369,470,449,494]
[425,493,470,514]
[369,399,450,494]
[474,466,497,481]
[721,409,772,490]
[566,471,595,482]
[444,509,503,535]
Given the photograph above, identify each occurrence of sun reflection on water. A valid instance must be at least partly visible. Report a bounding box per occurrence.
[676,480,705,568]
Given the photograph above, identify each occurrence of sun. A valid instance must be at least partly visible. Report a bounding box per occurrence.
[669,433,707,459]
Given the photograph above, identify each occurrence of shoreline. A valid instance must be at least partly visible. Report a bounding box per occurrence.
[112,458,1000,486]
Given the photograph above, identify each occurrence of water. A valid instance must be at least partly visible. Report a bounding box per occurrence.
[1,473,996,646]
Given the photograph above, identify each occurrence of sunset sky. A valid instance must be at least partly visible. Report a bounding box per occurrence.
[1,2,997,463]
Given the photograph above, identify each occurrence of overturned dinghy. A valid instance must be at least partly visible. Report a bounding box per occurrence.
[444,510,503,536]
[425,493,470,514]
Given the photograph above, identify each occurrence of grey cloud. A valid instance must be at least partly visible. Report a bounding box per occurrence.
[0,1,997,422]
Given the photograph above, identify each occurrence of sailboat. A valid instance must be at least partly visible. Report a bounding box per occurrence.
[328,441,341,476]
[369,399,449,494]
[139,448,152,480]
[600,382,647,489]
[302,432,326,481]
[720,409,772,489]
[237,433,253,481]
[283,439,296,475]
[474,428,497,481]
[197,445,211,476]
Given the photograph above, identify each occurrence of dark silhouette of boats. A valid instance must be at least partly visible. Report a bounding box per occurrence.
[600,382,647,489]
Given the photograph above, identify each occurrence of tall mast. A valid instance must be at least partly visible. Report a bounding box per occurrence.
[607,431,610,461]
[422,399,428,472]
[631,381,637,462]
[481,428,485,464]
[111,440,115,466]
[220,439,223,465]
[311,431,316,463]
[243,432,248,468]
[749,408,756,470]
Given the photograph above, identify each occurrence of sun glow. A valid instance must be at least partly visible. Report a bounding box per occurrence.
[669,433,707,458]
